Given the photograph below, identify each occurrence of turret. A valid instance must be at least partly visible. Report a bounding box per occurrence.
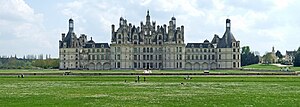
[69,18,74,31]
[119,17,124,27]
[171,16,176,27]
[226,19,231,31]
[61,33,65,41]
[111,24,115,33]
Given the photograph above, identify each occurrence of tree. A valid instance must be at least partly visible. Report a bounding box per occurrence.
[275,50,283,59]
[241,46,260,66]
[242,46,250,54]
[294,47,300,66]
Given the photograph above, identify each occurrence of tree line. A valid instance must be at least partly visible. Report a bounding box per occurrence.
[241,46,260,66]
[0,58,59,69]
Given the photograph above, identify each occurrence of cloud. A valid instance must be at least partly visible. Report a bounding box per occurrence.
[1,0,299,58]
[0,0,55,57]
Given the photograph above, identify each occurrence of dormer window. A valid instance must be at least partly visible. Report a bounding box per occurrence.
[134,35,137,39]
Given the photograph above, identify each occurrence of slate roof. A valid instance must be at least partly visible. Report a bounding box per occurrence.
[83,43,110,48]
[186,43,214,48]
[61,31,75,48]
[217,19,236,48]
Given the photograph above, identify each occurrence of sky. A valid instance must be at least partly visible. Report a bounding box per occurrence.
[0,0,300,58]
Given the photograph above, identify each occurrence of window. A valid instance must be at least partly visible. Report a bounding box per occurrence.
[118,34,121,39]
[212,55,215,60]
[219,54,221,59]
[101,55,104,60]
[233,62,236,68]
[117,54,121,60]
[178,62,181,68]
[179,47,182,52]
[97,55,100,60]
[204,49,207,52]
[101,49,104,52]
[233,54,236,60]
[117,62,120,68]
[219,49,221,52]
[134,55,137,60]
[204,55,207,60]
[134,62,137,68]
[97,49,100,52]
[233,49,236,52]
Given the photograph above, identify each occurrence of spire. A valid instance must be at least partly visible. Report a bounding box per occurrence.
[146,10,150,24]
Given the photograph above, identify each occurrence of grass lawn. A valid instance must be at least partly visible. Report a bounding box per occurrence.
[242,64,282,70]
[0,69,246,73]
[1,76,300,107]
[242,64,300,71]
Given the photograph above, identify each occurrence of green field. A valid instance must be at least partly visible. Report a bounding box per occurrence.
[242,64,300,71]
[1,76,300,107]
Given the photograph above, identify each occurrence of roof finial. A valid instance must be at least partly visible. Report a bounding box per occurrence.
[91,37,92,40]
[147,9,149,16]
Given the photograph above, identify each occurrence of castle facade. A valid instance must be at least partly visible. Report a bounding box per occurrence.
[59,11,240,70]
